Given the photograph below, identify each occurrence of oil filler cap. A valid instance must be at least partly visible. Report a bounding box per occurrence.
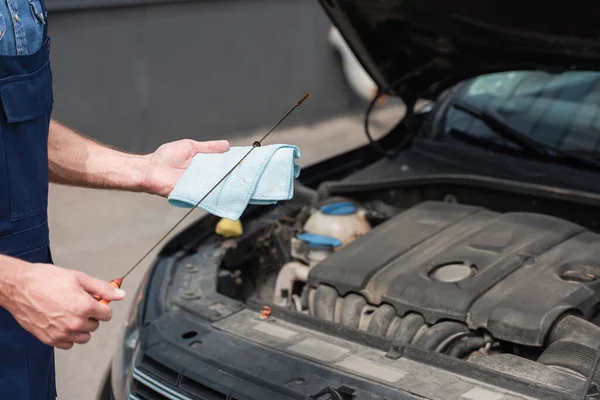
[429,262,476,282]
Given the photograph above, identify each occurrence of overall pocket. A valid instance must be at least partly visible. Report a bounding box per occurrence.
[0,60,53,221]
[29,0,46,25]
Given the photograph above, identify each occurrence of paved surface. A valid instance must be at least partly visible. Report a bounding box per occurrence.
[50,105,401,399]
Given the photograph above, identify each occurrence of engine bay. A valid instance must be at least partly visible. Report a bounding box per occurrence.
[213,177,600,390]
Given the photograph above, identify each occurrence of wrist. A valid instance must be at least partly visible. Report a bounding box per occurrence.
[0,255,26,309]
[126,153,152,194]
[104,152,152,194]
[135,152,168,197]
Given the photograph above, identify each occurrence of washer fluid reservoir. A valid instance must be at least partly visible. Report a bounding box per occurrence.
[303,201,371,247]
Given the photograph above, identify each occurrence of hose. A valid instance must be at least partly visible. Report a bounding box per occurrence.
[293,180,317,203]
[363,60,440,157]
[414,321,470,352]
[540,315,600,397]
[339,294,367,329]
[312,285,339,322]
[547,315,600,352]
[446,336,487,359]
[392,313,426,345]
[366,304,397,337]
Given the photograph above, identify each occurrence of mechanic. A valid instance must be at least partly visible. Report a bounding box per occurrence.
[0,1,230,398]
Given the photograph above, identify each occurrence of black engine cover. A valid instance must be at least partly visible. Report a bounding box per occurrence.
[307,201,600,346]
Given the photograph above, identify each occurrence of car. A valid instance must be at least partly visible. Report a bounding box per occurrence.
[98,1,600,399]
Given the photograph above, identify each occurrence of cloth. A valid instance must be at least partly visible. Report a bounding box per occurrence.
[168,144,300,220]
[0,3,57,398]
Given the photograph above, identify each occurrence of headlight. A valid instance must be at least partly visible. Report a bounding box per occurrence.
[110,270,148,400]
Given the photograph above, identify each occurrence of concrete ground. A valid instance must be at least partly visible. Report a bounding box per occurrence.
[49,105,402,399]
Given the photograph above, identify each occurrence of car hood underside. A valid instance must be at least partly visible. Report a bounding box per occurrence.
[319,0,600,100]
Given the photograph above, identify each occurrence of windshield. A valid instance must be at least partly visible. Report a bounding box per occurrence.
[443,71,600,153]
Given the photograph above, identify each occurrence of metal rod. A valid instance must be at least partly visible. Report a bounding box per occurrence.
[120,93,309,280]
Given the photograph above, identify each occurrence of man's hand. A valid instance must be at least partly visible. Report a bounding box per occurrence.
[3,263,125,350]
[142,139,230,197]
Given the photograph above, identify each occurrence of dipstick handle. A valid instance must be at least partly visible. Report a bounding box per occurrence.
[95,277,123,305]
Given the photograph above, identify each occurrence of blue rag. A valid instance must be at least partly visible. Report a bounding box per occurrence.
[168,144,301,220]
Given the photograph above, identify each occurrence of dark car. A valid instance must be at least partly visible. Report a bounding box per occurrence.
[98,1,600,399]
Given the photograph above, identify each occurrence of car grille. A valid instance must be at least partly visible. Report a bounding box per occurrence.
[129,355,237,400]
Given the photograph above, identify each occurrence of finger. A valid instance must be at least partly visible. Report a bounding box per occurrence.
[78,273,126,302]
[71,318,100,333]
[80,298,112,321]
[54,341,74,350]
[68,332,91,345]
[190,140,230,154]
[86,318,100,332]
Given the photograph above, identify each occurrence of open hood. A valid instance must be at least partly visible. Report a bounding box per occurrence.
[319,0,600,100]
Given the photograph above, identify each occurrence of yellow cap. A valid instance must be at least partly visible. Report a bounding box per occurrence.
[215,218,243,238]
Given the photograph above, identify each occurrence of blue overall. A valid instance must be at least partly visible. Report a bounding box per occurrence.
[0,0,56,397]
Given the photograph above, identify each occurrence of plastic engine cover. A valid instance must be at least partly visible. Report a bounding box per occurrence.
[307,201,600,346]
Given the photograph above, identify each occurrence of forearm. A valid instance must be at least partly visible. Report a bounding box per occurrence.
[0,254,24,309]
[48,120,150,192]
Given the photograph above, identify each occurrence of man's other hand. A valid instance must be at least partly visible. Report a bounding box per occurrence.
[142,139,230,197]
[5,264,125,350]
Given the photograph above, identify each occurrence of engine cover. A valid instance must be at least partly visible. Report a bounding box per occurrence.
[307,201,600,346]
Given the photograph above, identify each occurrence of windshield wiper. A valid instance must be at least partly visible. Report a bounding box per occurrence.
[451,99,600,171]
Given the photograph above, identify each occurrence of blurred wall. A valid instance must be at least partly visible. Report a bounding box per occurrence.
[46,0,362,154]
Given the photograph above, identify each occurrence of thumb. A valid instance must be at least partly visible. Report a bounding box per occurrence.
[77,274,126,301]
[190,140,230,154]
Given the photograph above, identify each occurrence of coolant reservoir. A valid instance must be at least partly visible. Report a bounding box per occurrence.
[303,200,371,247]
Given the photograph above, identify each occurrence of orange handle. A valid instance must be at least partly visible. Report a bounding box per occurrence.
[94,278,123,305]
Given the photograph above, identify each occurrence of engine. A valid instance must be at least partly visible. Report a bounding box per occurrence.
[217,198,600,382]
[308,200,600,346]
